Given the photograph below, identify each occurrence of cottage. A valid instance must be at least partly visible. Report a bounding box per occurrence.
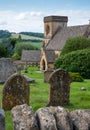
[21,50,41,66]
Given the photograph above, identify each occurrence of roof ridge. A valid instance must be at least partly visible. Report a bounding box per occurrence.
[68,24,88,28]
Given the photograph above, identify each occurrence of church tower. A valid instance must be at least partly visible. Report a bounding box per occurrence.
[44,16,68,46]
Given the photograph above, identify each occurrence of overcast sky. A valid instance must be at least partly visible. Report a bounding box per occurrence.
[0,0,90,33]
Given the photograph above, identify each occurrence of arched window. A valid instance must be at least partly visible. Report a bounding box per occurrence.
[46,25,50,35]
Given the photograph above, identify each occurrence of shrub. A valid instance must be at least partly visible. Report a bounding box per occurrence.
[69,72,84,82]
[54,49,90,79]
[61,36,90,55]
[12,53,20,60]
[0,44,10,57]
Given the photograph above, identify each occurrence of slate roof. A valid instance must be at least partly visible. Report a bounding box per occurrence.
[21,50,41,62]
[46,24,89,51]
[45,50,57,63]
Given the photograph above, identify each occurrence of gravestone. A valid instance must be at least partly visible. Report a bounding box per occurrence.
[0,109,5,130]
[0,58,17,83]
[2,73,29,110]
[44,69,54,82]
[47,69,71,106]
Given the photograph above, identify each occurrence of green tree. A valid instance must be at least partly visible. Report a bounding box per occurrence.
[14,42,39,56]
[0,44,10,57]
[0,30,11,38]
[54,49,90,79]
[9,38,17,49]
[61,36,90,55]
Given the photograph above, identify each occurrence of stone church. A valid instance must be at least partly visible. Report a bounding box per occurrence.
[40,15,90,70]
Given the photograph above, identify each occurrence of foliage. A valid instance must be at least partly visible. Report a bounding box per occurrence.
[20,32,44,38]
[69,72,84,82]
[0,37,20,57]
[54,49,90,79]
[22,39,42,42]
[8,38,19,49]
[0,44,10,57]
[12,53,20,60]
[14,42,39,56]
[0,30,11,38]
[61,36,90,55]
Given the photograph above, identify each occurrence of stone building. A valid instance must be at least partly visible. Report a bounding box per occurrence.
[21,50,41,65]
[40,16,90,71]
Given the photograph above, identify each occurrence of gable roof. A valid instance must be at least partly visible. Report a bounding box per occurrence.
[45,50,57,63]
[21,50,41,62]
[46,25,89,51]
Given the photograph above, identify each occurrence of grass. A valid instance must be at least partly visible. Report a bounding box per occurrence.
[0,66,90,130]
[11,33,43,40]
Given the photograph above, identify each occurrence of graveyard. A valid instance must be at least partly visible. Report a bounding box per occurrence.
[0,65,90,129]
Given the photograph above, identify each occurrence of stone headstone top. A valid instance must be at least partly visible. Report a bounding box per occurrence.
[48,69,72,106]
[0,58,17,83]
[2,73,29,110]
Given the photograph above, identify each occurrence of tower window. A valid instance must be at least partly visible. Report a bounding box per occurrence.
[46,25,50,35]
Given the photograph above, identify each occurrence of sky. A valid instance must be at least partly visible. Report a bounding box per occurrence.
[0,0,90,33]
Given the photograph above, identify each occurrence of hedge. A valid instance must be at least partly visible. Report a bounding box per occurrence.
[69,72,84,82]
[54,49,90,79]
[61,36,90,55]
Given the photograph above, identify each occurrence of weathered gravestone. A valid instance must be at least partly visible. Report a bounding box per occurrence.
[2,73,29,110]
[47,69,72,106]
[0,109,5,130]
[0,58,17,83]
[44,69,54,82]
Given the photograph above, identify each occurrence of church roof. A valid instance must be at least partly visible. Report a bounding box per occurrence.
[45,50,57,63]
[46,25,89,51]
[21,50,41,62]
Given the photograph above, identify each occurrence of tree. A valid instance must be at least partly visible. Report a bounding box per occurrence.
[14,42,39,56]
[0,44,10,57]
[9,38,17,49]
[0,30,11,38]
[54,49,90,79]
[61,36,90,55]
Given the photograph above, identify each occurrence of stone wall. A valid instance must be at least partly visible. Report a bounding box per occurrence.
[11,104,90,130]
[0,104,90,130]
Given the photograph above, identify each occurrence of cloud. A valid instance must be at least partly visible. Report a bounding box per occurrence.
[0,10,90,33]
[54,10,90,26]
[0,10,44,32]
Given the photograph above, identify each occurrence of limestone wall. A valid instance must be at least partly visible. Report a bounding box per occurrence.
[0,104,90,130]
[11,104,90,130]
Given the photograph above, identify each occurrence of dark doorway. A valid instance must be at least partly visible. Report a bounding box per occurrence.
[42,60,46,70]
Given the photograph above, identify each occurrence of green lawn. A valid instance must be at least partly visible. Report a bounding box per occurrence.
[0,66,90,130]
